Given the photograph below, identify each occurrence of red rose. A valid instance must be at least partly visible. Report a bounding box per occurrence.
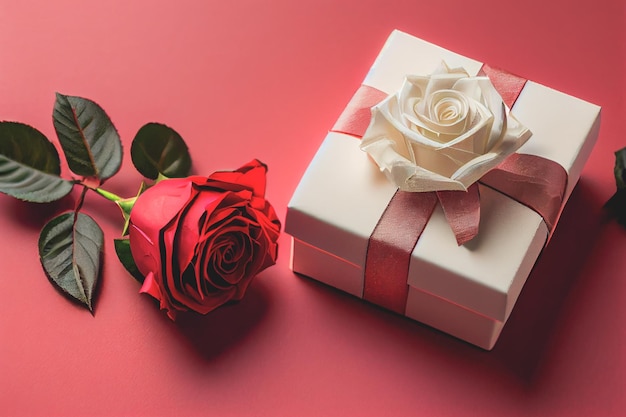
[128,159,281,320]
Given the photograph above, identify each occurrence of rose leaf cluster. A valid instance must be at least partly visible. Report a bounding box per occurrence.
[0,94,281,318]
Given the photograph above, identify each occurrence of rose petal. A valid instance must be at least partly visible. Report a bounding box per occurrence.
[161,214,188,309]
[362,99,414,158]
[191,287,237,314]
[361,138,468,191]
[128,223,160,282]
[208,159,268,197]
[139,271,178,319]
[474,78,507,151]
[176,188,229,271]
[407,90,471,138]
[130,178,194,235]
[129,178,193,277]
[421,73,467,104]
[246,224,276,271]
[139,271,162,301]
[377,96,453,149]
[399,76,428,116]
[200,224,252,285]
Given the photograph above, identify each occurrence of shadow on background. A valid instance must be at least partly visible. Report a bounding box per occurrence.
[6,193,75,230]
[4,178,142,233]
[487,178,607,384]
[172,280,272,361]
[290,177,610,387]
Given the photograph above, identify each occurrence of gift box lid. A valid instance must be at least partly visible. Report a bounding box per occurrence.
[286,30,600,322]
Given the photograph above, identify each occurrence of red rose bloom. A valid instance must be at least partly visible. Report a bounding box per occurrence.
[128,159,281,320]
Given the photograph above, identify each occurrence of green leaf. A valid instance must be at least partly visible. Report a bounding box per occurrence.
[131,123,191,179]
[0,122,74,202]
[613,147,626,191]
[53,93,122,181]
[606,147,626,227]
[605,190,626,226]
[114,238,144,283]
[38,211,104,312]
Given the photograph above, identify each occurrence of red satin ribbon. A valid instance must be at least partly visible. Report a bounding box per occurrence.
[479,64,528,109]
[437,183,481,246]
[480,153,567,235]
[332,66,566,314]
[332,85,389,137]
[364,191,437,314]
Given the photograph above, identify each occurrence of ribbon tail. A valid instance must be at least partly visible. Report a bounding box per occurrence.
[437,183,481,246]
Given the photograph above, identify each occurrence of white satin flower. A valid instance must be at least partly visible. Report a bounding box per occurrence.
[360,62,531,192]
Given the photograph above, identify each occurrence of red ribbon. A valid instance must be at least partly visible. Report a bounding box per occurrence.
[480,153,567,235]
[437,183,481,246]
[364,191,437,314]
[332,85,389,136]
[331,66,567,314]
[479,64,528,109]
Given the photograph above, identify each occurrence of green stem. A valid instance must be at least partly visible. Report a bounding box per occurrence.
[74,186,89,213]
[86,181,147,236]
[92,187,123,203]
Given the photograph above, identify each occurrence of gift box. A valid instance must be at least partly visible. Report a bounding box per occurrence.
[285,30,600,350]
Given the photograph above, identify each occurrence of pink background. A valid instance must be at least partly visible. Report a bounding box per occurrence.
[0,1,624,415]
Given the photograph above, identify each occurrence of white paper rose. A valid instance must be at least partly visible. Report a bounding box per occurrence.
[360,62,532,192]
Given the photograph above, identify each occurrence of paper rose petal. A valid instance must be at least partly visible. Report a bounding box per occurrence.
[360,61,532,192]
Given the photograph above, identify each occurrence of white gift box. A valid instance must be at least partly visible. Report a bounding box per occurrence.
[285,30,600,350]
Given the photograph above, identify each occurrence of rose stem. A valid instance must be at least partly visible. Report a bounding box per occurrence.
[88,185,142,234]
[91,187,123,203]
[74,185,89,212]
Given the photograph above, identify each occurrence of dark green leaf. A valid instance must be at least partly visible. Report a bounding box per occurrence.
[605,190,626,227]
[606,147,626,227]
[613,147,626,191]
[131,123,191,179]
[0,122,74,202]
[114,238,144,283]
[53,93,122,181]
[38,211,104,312]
